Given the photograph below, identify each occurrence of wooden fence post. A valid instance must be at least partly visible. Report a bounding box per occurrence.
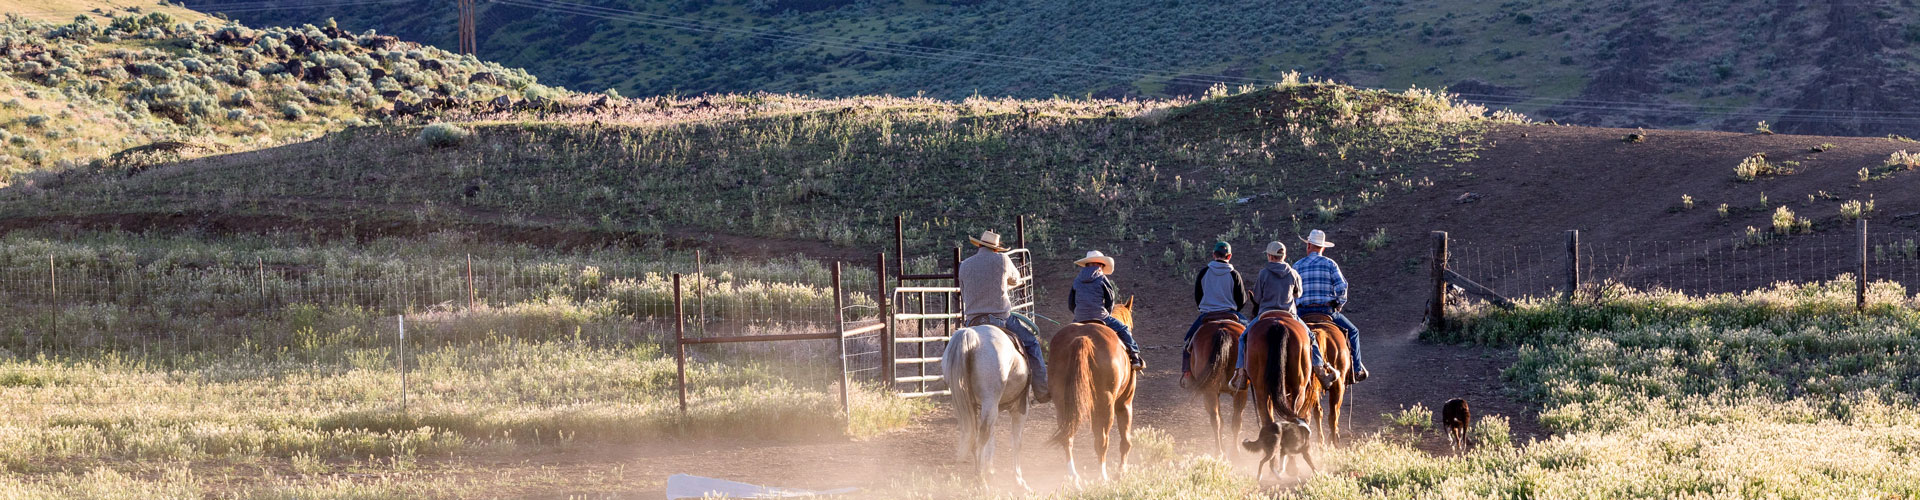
[1859,218,1868,312]
[877,253,895,389]
[1565,230,1580,301]
[673,273,688,417]
[397,315,408,412]
[833,262,851,422]
[1429,231,1448,331]
[1016,215,1027,249]
[48,255,56,345]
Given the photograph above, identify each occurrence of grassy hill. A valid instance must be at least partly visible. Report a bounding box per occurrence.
[0,8,565,186]
[216,0,1920,136]
[1,79,1516,268]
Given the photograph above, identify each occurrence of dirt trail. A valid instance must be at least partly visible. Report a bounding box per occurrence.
[571,269,1535,498]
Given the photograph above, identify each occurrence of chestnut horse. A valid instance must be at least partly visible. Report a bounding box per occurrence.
[1185,317,1248,455]
[1046,297,1136,484]
[1301,312,1351,445]
[1239,312,1316,480]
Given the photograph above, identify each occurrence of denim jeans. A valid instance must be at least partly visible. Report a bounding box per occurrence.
[1296,304,1362,371]
[1182,311,1244,374]
[1097,316,1140,357]
[1233,312,1318,371]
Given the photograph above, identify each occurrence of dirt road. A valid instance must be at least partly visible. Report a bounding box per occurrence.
[595,283,1540,498]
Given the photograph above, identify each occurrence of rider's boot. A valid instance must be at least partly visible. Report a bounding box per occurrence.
[1020,338,1052,404]
[1349,361,1369,384]
[1128,350,1146,372]
[1229,368,1248,390]
[1313,363,1338,388]
[1177,346,1194,389]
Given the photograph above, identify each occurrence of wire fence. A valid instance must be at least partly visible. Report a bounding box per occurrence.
[0,246,898,422]
[1446,225,1920,304]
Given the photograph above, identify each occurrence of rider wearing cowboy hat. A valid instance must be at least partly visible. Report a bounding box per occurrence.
[958,230,1049,403]
[1067,250,1143,370]
[1294,229,1368,383]
[1179,241,1250,389]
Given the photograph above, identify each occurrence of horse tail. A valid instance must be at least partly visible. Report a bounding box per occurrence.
[1207,324,1235,390]
[1048,334,1095,448]
[1262,321,1299,421]
[943,330,977,459]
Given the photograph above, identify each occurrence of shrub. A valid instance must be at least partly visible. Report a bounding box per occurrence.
[1680,194,1693,210]
[1734,153,1788,180]
[22,115,50,128]
[1886,151,1919,171]
[1755,120,1772,134]
[417,123,470,148]
[1362,227,1389,252]
[1467,414,1511,449]
[1385,403,1434,433]
[1772,206,1810,234]
[1840,198,1874,221]
[280,102,305,120]
[1810,143,1835,153]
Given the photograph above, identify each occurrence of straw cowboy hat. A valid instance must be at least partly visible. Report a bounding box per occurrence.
[1300,229,1336,248]
[968,230,1009,252]
[1074,250,1116,271]
[1265,241,1288,258]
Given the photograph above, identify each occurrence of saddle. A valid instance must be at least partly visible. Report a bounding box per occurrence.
[962,315,995,328]
[1199,310,1241,323]
[1256,310,1295,322]
[1299,311,1337,325]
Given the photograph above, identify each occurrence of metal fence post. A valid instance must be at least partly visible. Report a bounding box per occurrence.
[1429,231,1448,331]
[695,249,707,335]
[833,261,851,422]
[48,255,56,346]
[673,273,689,417]
[466,254,476,310]
[398,314,408,412]
[878,253,894,389]
[1565,230,1580,301]
[1859,218,1868,312]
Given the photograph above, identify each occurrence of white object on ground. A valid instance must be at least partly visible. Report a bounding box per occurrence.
[665,474,858,499]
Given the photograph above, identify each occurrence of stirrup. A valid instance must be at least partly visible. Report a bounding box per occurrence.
[1229,369,1248,390]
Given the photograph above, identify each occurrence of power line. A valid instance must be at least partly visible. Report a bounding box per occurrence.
[496,0,1920,127]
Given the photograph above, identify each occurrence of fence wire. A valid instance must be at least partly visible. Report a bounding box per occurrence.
[1448,228,1920,303]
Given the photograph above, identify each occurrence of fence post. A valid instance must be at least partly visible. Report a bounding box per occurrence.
[48,255,56,345]
[1859,218,1868,312]
[1565,230,1580,301]
[878,253,894,389]
[258,257,268,306]
[833,261,851,423]
[1016,215,1027,249]
[673,273,688,417]
[894,215,906,282]
[466,254,476,310]
[397,314,407,412]
[695,249,707,334]
[1429,231,1448,331]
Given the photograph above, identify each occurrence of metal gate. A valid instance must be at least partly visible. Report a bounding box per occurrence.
[884,216,1035,398]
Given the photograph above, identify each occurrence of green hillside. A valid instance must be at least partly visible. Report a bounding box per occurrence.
[0,10,565,185]
[2,79,1517,265]
[219,0,1920,136]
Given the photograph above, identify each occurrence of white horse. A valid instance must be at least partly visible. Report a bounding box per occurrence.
[941,324,1032,489]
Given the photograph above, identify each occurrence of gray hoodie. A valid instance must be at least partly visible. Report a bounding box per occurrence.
[1192,260,1248,313]
[1251,261,1302,315]
[1067,265,1116,322]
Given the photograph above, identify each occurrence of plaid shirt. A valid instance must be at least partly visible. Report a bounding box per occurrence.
[1293,252,1348,307]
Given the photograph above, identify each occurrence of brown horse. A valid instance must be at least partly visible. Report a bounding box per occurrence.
[1186,317,1248,456]
[1301,312,1351,445]
[1047,297,1136,484]
[1239,312,1317,480]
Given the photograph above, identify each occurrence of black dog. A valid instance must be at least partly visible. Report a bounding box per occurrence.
[1442,398,1471,452]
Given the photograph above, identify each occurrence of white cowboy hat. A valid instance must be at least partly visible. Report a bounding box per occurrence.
[1265,241,1288,258]
[1300,229,1335,248]
[968,230,1008,252]
[1074,250,1116,272]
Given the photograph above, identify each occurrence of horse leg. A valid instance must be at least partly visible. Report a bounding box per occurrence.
[1206,391,1223,456]
[976,387,997,486]
[1091,392,1115,482]
[1231,390,1247,446]
[1327,386,1344,446]
[1009,395,1030,492]
[1116,394,1135,475]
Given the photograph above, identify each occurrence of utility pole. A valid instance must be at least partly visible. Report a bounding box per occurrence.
[457,0,477,55]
